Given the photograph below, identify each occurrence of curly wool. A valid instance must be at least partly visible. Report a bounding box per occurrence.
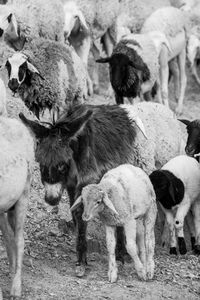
[18,39,87,114]
[141,7,189,38]
[1,0,65,43]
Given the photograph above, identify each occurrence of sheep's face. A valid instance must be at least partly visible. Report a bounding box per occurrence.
[81,185,105,221]
[0,13,18,41]
[179,119,200,157]
[187,35,200,66]
[63,1,88,40]
[6,53,42,93]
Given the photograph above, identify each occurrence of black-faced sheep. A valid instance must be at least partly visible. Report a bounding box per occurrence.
[0,115,34,298]
[150,155,200,255]
[179,118,200,157]
[71,164,157,282]
[4,39,87,120]
[96,32,171,104]
[19,101,185,277]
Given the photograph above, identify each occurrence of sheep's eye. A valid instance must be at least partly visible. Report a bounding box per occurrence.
[96,200,101,206]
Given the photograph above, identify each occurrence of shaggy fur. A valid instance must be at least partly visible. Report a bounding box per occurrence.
[6,38,87,118]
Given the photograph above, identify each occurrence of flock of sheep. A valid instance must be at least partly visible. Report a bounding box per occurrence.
[1,0,200,299]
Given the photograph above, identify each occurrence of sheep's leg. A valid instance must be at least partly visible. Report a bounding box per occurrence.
[174,195,191,255]
[102,31,114,98]
[136,219,146,267]
[191,63,200,86]
[191,200,200,254]
[165,210,177,254]
[159,45,169,107]
[124,219,146,280]
[175,48,187,115]
[185,210,196,250]
[0,213,16,274]
[91,42,101,94]
[76,36,93,96]
[144,202,157,280]
[106,225,118,283]
[168,58,179,102]
[10,190,28,298]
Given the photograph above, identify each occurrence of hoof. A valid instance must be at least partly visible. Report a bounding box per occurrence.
[169,247,177,255]
[178,237,187,255]
[75,264,86,277]
[194,244,200,255]
[191,237,196,250]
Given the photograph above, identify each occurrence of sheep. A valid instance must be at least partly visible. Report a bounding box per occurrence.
[96,31,171,104]
[62,0,171,95]
[19,101,185,277]
[4,38,87,120]
[0,0,65,51]
[141,6,188,115]
[150,155,200,255]
[0,114,35,298]
[70,164,157,282]
[0,78,7,116]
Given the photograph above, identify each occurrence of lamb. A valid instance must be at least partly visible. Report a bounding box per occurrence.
[70,164,157,282]
[0,0,65,51]
[96,32,171,104]
[4,38,87,119]
[150,155,200,255]
[19,101,185,277]
[141,6,188,114]
[0,78,7,116]
[0,114,35,298]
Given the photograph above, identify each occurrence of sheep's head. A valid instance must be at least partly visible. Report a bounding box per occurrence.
[179,119,200,157]
[63,1,89,40]
[71,185,119,221]
[96,54,141,94]
[5,52,44,93]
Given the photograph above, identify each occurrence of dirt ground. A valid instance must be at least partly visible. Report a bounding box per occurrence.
[1,59,200,299]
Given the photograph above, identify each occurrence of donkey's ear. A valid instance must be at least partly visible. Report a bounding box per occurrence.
[19,112,50,139]
[66,110,93,139]
[178,119,191,126]
[70,196,82,212]
[96,57,111,63]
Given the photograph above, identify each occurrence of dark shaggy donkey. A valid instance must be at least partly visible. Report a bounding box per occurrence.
[179,119,200,159]
[19,102,184,277]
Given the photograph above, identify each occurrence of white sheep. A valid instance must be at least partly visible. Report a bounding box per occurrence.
[71,164,157,282]
[0,0,65,50]
[96,31,171,104]
[0,114,34,298]
[4,38,87,120]
[141,6,188,115]
[0,77,7,116]
[150,155,200,255]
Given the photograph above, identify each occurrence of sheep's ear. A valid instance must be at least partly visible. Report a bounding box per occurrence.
[70,196,82,212]
[134,117,147,139]
[6,13,19,39]
[178,119,191,126]
[11,35,26,51]
[76,10,89,32]
[96,57,111,64]
[102,193,119,215]
[19,112,50,139]
[27,61,45,80]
